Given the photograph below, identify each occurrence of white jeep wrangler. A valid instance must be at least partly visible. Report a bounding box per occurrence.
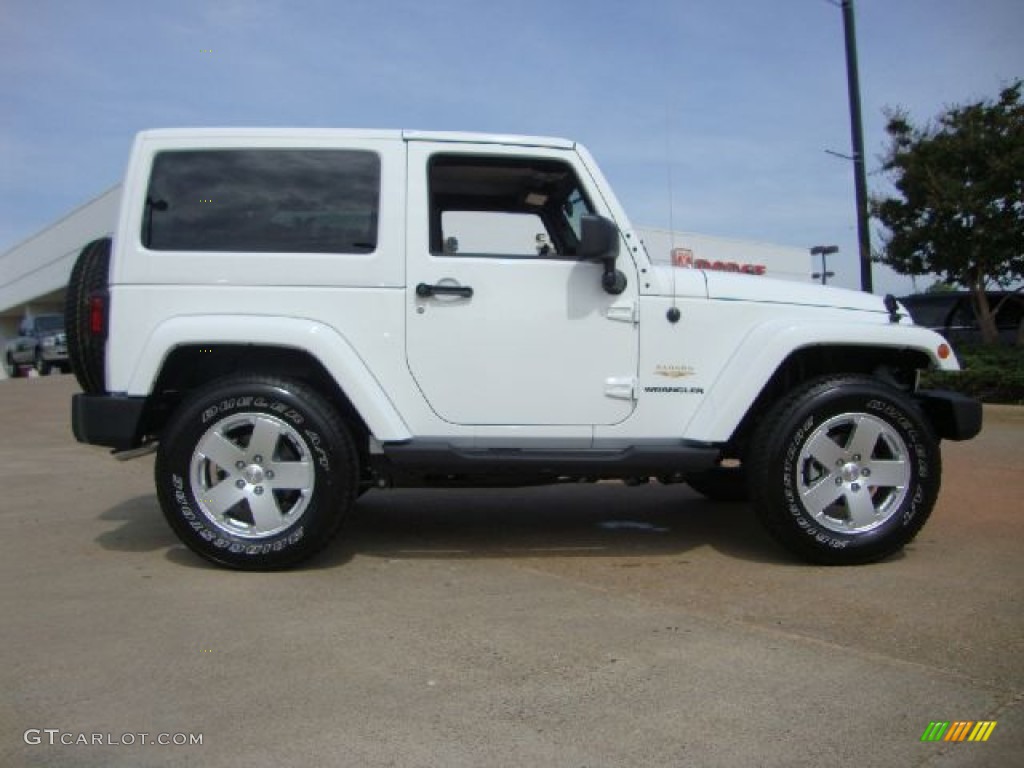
[68,128,981,570]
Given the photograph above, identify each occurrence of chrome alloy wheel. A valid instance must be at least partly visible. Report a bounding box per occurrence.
[190,412,315,539]
[795,412,911,534]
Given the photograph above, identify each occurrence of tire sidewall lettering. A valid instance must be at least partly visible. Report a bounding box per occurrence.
[200,396,306,427]
[865,398,932,479]
[168,469,308,558]
[903,485,924,526]
[305,429,331,471]
[782,416,815,530]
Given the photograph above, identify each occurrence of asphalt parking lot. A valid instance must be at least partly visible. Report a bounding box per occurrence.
[2,374,1022,767]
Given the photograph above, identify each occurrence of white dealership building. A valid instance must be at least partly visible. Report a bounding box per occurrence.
[1,188,811,379]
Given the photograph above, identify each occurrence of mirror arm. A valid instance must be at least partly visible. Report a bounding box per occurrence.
[601,257,627,295]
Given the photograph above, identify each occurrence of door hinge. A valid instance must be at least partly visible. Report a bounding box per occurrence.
[605,376,636,401]
[606,300,638,325]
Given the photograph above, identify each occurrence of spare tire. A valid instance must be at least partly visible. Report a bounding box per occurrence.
[65,237,111,394]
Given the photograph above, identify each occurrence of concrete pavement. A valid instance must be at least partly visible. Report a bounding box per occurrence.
[2,375,1021,767]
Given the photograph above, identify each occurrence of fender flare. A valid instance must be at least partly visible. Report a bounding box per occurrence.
[683,319,958,443]
[127,315,412,441]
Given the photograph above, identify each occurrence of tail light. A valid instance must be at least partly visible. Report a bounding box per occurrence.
[88,292,108,337]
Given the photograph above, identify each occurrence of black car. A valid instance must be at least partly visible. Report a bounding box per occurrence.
[899,291,1023,345]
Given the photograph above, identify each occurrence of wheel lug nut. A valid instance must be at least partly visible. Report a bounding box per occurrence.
[851,483,860,492]
[266,470,275,480]
[861,469,871,477]
[253,455,263,464]
[835,477,843,485]
[235,479,245,489]
[852,454,861,462]
[254,486,264,495]
[235,460,245,470]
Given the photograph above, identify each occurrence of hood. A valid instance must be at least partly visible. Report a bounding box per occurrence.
[700,269,889,315]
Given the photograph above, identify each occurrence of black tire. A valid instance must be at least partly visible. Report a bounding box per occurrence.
[155,376,358,570]
[748,375,940,565]
[4,353,19,379]
[686,467,749,502]
[65,237,111,394]
[34,349,51,376]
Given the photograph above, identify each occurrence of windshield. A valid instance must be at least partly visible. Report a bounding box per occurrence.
[34,315,65,333]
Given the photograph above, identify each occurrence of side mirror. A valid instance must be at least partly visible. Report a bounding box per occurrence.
[579,215,627,295]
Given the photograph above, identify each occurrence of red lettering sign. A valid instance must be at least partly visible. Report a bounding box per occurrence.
[671,248,765,275]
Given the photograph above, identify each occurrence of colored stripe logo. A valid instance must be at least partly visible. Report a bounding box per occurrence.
[921,721,997,742]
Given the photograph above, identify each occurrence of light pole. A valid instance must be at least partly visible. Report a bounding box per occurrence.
[811,245,838,285]
[840,0,873,294]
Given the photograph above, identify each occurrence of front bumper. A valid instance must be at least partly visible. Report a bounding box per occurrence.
[40,346,68,363]
[72,394,147,450]
[40,334,68,363]
[915,389,983,441]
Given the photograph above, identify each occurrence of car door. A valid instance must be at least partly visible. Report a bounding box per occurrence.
[404,140,639,427]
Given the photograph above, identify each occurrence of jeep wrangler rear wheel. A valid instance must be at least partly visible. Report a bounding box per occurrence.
[155,376,358,570]
[749,375,940,565]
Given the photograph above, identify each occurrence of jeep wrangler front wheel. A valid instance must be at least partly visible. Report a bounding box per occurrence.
[155,376,358,570]
[749,375,941,565]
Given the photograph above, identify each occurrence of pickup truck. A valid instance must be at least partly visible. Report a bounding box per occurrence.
[66,128,981,570]
[4,313,68,377]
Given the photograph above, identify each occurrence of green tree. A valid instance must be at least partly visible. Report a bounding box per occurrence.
[872,80,1024,344]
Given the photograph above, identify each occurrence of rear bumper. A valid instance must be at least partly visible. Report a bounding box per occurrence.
[72,393,147,450]
[915,389,983,442]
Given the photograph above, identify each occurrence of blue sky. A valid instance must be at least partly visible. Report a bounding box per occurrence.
[1,0,1021,293]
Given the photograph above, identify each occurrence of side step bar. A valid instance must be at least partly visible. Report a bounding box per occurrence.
[380,441,721,478]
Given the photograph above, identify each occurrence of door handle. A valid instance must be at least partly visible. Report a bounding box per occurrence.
[416,282,474,299]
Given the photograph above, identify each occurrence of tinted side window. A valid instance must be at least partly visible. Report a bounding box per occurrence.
[903,297,956,328]
[143,149,380,253]
[995,294,1024,329]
